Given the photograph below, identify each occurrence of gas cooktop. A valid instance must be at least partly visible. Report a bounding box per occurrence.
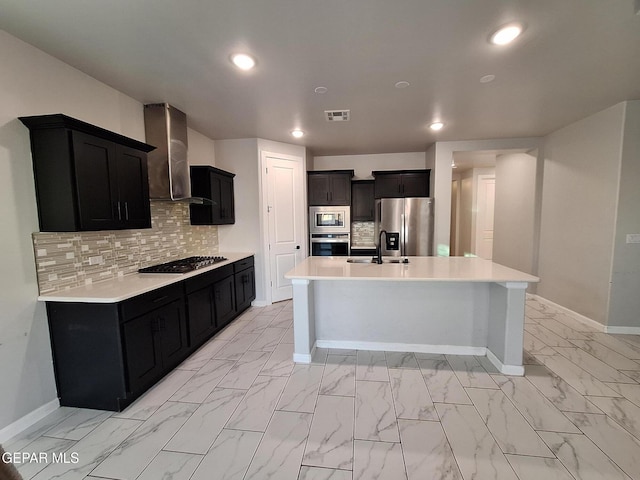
[138,256,227,274]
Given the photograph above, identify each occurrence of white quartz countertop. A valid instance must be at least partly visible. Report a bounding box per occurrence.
[38,252,254,303]
[285,256,539,283]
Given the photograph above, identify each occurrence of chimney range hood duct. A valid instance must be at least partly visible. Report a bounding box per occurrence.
[144,103,209,204]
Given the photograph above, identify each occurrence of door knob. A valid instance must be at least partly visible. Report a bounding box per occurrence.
[296,245,301,250]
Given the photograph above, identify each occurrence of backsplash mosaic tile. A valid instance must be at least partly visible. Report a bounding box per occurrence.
[351,221,375,247]
[33,202,218,294]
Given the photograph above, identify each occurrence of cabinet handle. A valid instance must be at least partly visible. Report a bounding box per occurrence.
[116,202,122,220]
[124,202,129,220]
[326,192,329,201]
[152,295,169,303]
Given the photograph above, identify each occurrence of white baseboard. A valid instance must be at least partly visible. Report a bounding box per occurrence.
[293,343,316,364]
[530,294,606,332]
[604,326,640,335]
[486,349,524,376]
[251,300,269,307]
[315,340,486,356]
[0,398,60,444]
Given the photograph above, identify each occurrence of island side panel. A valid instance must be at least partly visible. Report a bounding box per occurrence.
[486,282,528,375]
[313,280,490,354]
[292,279,316,363]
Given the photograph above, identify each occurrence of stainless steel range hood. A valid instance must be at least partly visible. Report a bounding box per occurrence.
[144,103,208,203]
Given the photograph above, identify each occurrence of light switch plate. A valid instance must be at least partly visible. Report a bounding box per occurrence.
[626,234,640,244]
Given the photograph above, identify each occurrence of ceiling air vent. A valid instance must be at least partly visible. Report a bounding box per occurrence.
[325,110,350,122]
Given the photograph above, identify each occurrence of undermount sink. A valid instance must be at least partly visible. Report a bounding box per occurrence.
[346,257,409,264]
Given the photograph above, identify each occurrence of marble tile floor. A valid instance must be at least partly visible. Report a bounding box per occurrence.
[6,296,640,479]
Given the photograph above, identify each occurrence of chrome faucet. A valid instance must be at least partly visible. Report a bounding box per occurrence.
[376,229,388,264]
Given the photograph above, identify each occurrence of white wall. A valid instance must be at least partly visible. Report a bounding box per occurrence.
[537,103,625,325]
[214,139,262,298]
[493,153,538,274]
[187,128,216,166]
[313,152,426,179]
[0,30,144,433]
[608,100,640,329]
[215,138,306,305]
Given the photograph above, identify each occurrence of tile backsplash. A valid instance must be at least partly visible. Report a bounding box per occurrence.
[351,221,375,246]
[33,202,218,294]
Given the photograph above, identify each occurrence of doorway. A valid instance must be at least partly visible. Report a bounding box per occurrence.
[450,151,496,258]
[261,152,305,303]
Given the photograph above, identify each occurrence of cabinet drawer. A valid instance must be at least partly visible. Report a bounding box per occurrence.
[184,264,234,294]
[120,283,183,321]
[233,256,254,273]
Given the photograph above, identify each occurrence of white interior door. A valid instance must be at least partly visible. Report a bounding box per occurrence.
[266,154,304,302]
[475,175,495,259]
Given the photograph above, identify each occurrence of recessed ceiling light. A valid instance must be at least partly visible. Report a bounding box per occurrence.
[430,122,444,131]
[489,23,524,45]
[395,81,410,89]
[230,53,256,70]
[314,86,328,94]
[480,74,496,83]
[291,129,304,138]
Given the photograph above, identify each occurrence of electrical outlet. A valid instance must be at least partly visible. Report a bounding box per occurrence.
[626,234,640,244]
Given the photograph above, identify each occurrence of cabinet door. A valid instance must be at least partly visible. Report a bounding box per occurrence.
[401,172,430,197]
[374,174,402,198]
[123,311,163,395]
[219,174,235,224]
[235,266,256,313]
[158,300,189,370]
[352,182,375,221]
[187,287,217,347]
[115,145,151,229]
[307,174,330,205]
[209,171,224,223]
[328,174,351,205]
[72,131,120,230]
[214,275,236,328]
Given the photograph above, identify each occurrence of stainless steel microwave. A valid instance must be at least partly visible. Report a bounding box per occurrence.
[309,206,351,234]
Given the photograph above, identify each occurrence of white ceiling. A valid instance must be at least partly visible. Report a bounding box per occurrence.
[1,0,639,156]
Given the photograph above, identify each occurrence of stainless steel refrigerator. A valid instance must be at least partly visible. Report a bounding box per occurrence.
[375,197,434,256]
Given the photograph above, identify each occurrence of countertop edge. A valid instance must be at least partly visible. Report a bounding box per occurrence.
[284,256,540,283]
[285,275,539,283]
[38,252,254,303]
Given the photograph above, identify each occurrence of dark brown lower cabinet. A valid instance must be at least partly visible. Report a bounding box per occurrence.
[123,298,188,396]
[186,286,216,347]
[46,256,256,411]
[214,275,236,328]
[235,266,256,313]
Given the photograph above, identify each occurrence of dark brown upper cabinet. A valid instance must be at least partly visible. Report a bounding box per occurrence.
[20,114,154,232]
[307,170,353,206]
[189,166,235,225]
[373,169,430,198]
[351,180,375,221]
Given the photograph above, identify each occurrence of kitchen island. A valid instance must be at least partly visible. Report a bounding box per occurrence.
[285,256,539,375]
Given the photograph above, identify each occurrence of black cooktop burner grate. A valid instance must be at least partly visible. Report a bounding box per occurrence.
[138,256,228,274]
